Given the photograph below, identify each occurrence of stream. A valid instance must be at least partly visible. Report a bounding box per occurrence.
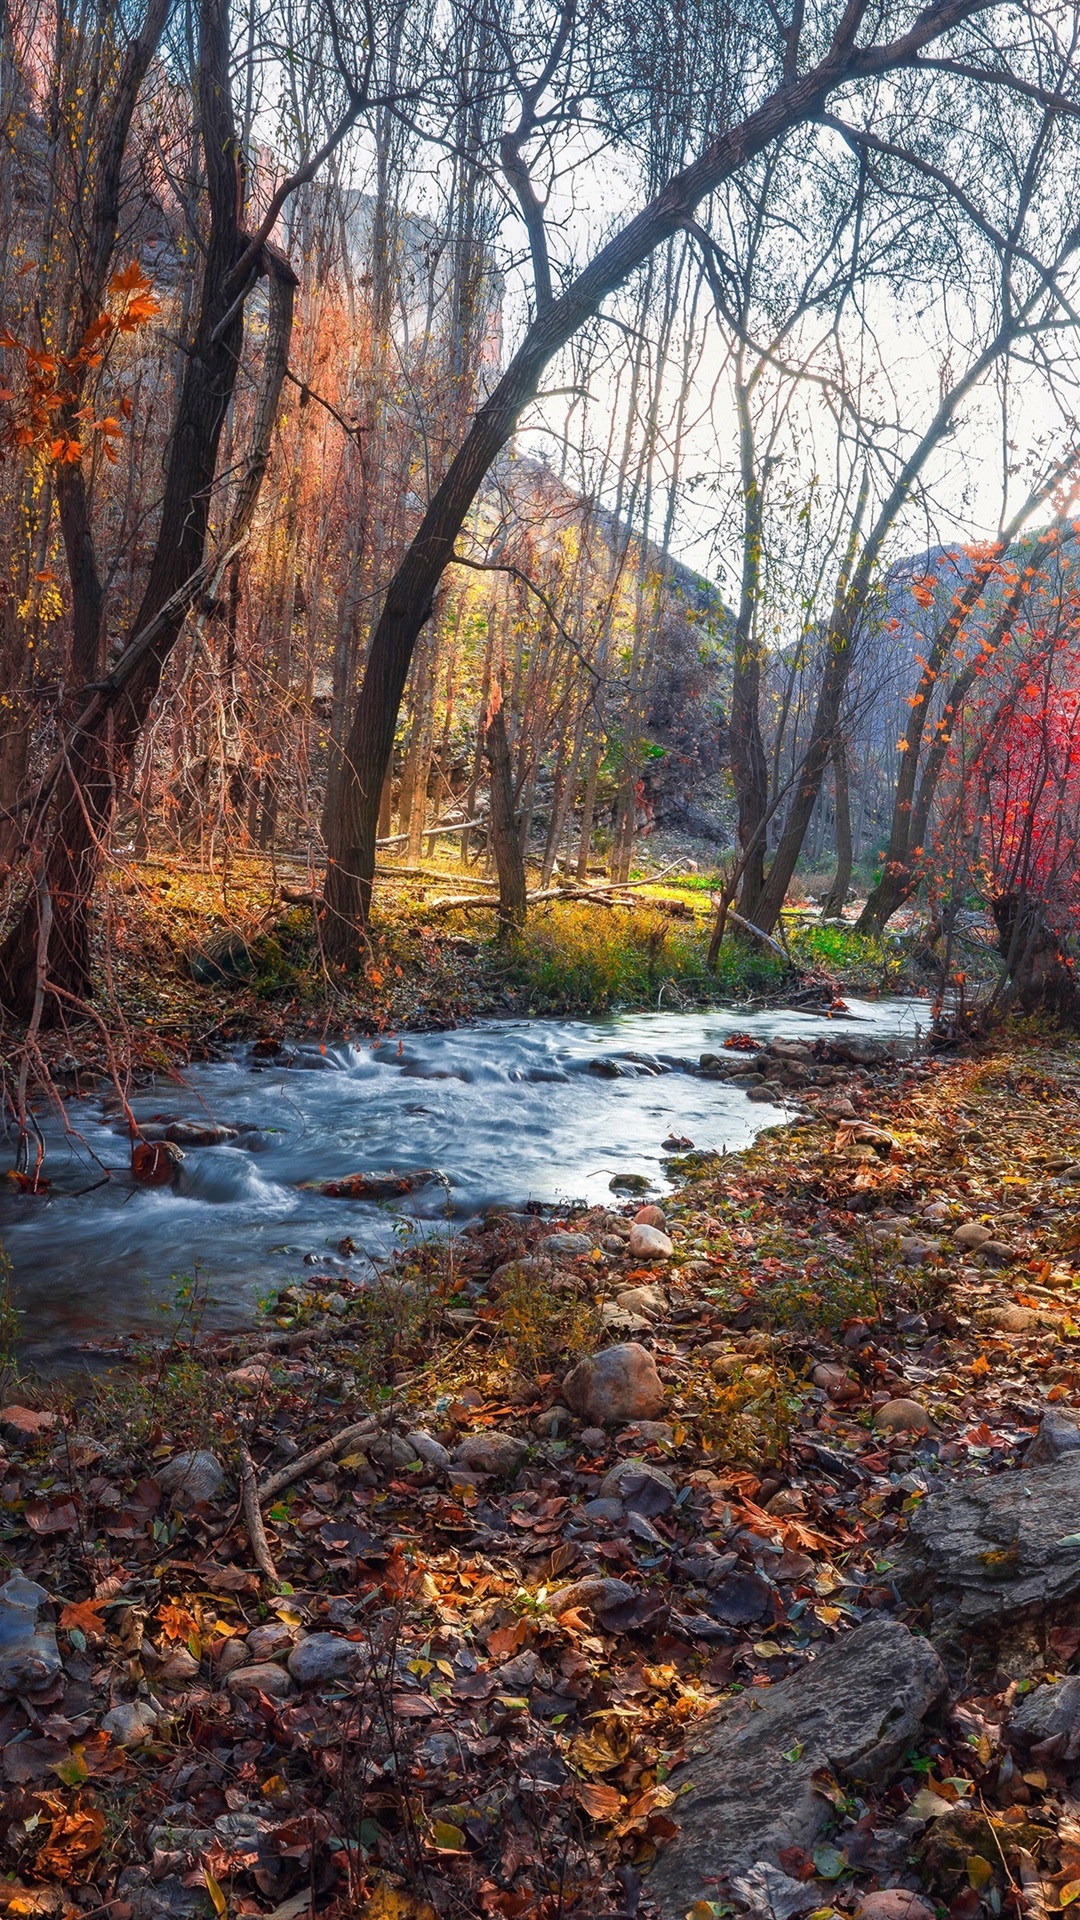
[0,996,928,1369]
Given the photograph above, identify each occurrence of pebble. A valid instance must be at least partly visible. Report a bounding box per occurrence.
[874,1397,930,1435]
[227,1662,296,1699]
[979,1239,1018,1267]
[287,1634,358,1687]
[156,1450,225,1510]
[543,1231,592,1255]
[101,1700,159,1747]
[246,1622,295,1661]
[454,1431,528,1477]
[626,1223,673,1260]
[953,1221,992,1249]
[563,1343,667,1426]
[746,1085,780,1103]
[158,1648,200,1684]
[633,1205,667,1228]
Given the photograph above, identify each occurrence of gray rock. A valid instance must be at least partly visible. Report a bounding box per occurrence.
[226,1661,296,1699]
[543,1231,593,1255]
[287,1633,358,1687]
[406,1429,453,1474]
[563,1342,666,1426]
[1008,1675,1080,1758]
[1028,1409,1080,1465]
[156,1450,225,1510]
[646,1618,947,1919]
[583,1497,625,1523]
[599,1456,676,1515]
[895,1454,1080,1627]
[365,1433,419,1472]
[101,1699,159,1746]
[454,1431,528,1478]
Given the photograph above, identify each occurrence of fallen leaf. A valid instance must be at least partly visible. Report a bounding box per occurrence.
[573,1780,622,1822]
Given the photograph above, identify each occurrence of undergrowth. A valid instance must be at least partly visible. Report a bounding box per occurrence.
[502,902,787,1010]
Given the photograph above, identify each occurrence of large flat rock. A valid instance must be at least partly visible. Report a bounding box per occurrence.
[647,1618,947,1919]
[894,1454,1080,1626]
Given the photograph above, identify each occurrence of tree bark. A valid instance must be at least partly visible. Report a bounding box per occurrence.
[320,0,990,964]
[485,702,527,932]
[820,737,853,917]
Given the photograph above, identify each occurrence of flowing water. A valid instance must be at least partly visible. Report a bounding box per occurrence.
[0,996,929,1368]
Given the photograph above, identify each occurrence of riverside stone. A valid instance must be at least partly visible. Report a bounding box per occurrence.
[454,1431,528,1477]
[287,1634,358,1687]
[563,1342,666,1425]
[646,1618,947,1919]
[895,1453,1080,1627]
[627,1222,673,1260]
[156,1450,225,1510]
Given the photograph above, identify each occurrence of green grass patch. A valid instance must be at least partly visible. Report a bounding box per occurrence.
[502,902,788,1011]
[786,920,907,989]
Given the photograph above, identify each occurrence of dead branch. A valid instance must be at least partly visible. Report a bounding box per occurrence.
[239,1441,280,1584]
[257,1417,378,1503]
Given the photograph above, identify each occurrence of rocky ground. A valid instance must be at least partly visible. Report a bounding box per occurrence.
[3,1025,1080,1920]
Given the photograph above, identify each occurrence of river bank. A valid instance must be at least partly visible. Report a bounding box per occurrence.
[5,852,934,1097]
[3,1021,1080,1918]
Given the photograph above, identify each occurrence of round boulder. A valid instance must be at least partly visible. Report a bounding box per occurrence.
[563,1343,666,1426]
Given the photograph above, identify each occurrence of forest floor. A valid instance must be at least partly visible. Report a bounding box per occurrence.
[3,1019,1080,1920]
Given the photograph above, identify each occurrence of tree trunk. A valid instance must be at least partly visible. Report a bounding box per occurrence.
[485,702,527,933]
[992,892,1079,1018]
[0,0,293,1020]
[820,737,853,917]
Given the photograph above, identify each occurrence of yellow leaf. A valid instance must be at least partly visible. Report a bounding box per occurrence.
[202,1870,227,1920]
[966,1856,995,1892]
[1058,1880,1080,1908]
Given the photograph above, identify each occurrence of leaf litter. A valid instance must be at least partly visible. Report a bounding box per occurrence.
[3,1032,1080,1917]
